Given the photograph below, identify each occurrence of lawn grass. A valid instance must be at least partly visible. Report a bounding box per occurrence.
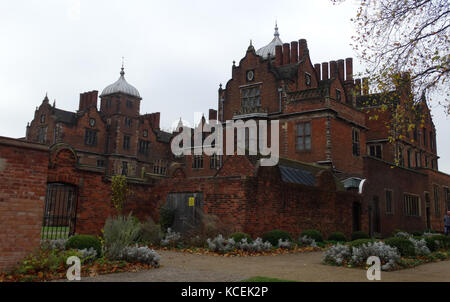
[241,276,296,282]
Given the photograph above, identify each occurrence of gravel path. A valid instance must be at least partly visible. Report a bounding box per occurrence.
[78,250,450,282]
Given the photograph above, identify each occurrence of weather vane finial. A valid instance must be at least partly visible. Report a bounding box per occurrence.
[120,56,125,76]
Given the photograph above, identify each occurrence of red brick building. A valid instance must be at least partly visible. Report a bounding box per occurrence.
[20,24,450,240]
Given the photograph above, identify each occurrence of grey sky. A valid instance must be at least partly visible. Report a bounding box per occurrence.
[0,0,448,173]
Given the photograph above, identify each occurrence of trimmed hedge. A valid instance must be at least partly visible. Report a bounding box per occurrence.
[424,236,438,252]
[351,231,370,241]
[262,230,292,246]
[327,232,347,242]
[66,235,102,257]
[300,230,323,242]
[349,238,376,248]
[384,237,415,257]
[230,232,253,243]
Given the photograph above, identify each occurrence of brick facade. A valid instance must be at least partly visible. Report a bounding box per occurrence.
[0,137,48,272]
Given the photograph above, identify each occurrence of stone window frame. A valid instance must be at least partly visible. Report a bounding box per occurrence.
[124,117,133,128]
[96,159,105,167]
[385,189,394,215]
[40,114,46,123]
[295,121,312,152]
[305,72,312,87]
[143,129,148,137]
[84,128,97,146]
[123,135,131,150]
[138,139,150,155]
[126,100,133,109]
[192,155,204,169]
[368,143,382,159]
[153,159,167,175]
[335,89,342,102]
[240,84,261,109]
[210,153,222,169]
[403,192,421,217]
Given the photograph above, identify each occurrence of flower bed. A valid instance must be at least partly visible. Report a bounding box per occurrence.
[322,231,450,271]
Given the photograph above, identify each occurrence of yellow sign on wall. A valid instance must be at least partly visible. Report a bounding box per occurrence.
[188,197,195,207]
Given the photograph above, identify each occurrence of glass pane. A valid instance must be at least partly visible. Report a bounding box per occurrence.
[305,123,311,135]
[305,136,311,150]
[297,124,304,135]
[297,137,304,151]
[242,89,248,98]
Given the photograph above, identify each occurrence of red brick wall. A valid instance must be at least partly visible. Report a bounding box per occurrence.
[0,137,49,272]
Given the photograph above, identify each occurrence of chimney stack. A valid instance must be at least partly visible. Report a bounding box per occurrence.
[329,61,337,78]
[345,58,353,81]
[282,43,290,65]
[337,60,345,81]
[298,39,308,59]
[322,62,329,80]
[208,109,217,121]
[275,45,283,66]
[79,91,98,112]
[314,64,321,81]
[290,41,298,63]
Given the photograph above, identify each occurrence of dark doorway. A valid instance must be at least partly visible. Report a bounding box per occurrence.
[42,183,78,240]
[352,202,361,232]
[165,192,204,233]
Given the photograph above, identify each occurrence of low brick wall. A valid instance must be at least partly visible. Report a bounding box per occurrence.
[0,137,49,272]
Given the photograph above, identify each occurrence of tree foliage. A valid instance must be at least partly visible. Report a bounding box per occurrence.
[111,175,131,214]
[333,0,449,164]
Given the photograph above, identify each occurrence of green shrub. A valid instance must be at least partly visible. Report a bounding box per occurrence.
[159,205,175,230]
[262,230,292,246]
[384,237,416,257]
[300,230,323,242]
[430,235,450,249]
[351,231,370,241]
[349,238,376,248]
[411,231,423,237]
[424,236,439,252]
[139,217,163,245]
[230,232,253,243]
[392,229,406,236]
[103,213,141,260]
[327,232,347,242]
[66,235,102,257]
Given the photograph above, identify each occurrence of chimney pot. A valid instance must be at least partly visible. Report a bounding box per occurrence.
[290,41,298,63]
[322,62,329,80]
[345,58,353,81]
[282,43,290,65]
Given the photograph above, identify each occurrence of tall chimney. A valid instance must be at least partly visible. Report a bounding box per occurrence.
[298,39,308,58]
[275,45,282,66]
[314,64,321,81]
[290,41,298,63]
[322,62,329,80]
[329,61,337,78]
[337,59,345,81]
[282,43,290,65]
[345,58,353,81]
[209,109,217,121]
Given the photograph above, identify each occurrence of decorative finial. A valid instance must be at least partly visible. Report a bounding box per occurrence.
[219,83,222,89]
[232,60,236,66]
[274,21,279,37]
[250,39,253,46]
[53,99,56,107]
[120,56,125,76]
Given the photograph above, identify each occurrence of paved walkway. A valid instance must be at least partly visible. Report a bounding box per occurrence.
[79,250,450,282]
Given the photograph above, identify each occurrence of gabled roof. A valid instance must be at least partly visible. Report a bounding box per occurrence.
[52,108,77,124]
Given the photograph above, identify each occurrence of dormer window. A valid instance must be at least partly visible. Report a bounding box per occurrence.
[305,73,312,87]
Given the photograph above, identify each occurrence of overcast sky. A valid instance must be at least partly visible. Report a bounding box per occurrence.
[0,0,448,173]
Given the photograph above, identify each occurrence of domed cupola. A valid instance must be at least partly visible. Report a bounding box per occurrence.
[256,22,283,59]
[100,65,141,99]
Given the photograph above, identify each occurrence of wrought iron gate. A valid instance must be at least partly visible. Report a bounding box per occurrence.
[41,183,78,240]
